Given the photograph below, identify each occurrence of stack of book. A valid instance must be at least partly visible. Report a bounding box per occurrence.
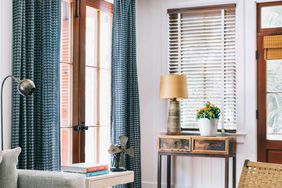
[62,163,109,177]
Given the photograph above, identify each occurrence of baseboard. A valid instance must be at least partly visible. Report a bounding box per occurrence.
[142,181,192,188]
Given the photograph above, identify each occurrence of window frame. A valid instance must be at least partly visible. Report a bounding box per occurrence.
[167,4,238,133]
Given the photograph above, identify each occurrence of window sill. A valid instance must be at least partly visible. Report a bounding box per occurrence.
[224,132,247,144]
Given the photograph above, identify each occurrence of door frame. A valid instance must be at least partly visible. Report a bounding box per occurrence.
[257,1,282,162]
[72,0,112,163]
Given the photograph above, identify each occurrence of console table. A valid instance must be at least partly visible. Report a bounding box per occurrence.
[157,135,236,188]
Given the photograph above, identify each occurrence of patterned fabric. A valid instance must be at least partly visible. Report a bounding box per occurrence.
[111,0,141,187]
[12,0,60,171]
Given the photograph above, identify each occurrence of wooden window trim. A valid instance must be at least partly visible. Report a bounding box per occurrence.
[257,2,282,36]
[72,0,82,163]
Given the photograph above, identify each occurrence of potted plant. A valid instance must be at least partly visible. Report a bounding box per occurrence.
[196,102,221,136]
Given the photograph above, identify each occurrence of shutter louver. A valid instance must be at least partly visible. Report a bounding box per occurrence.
[168,5,237,130]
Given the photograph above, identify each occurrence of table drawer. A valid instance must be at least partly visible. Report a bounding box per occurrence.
[158,136,191,152]
[191,137,230,155]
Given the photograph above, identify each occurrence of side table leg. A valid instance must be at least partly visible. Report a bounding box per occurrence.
[167,155,171,188]
[225,157,229,188]
[158,154,162,188]
[233,156,236,188]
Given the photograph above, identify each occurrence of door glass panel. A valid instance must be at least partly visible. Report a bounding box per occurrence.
[60,0,73,165]
[85,67,98,166]
[100,11,112,69]
[261,5,282,29]
[99,69,111,126]
[99,11,111,128]
[98,11,112,165]
[86,6,98,67]
[60,63,73,128]
[85,127,98,163]
[85,67,98,127]
[61,128,72,165]
[99,126,111,164]
[85,6,99,163]
[60,0,73,63]
[267,60,282,140]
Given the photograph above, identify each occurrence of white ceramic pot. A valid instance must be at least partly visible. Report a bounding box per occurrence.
[197,118,218,137]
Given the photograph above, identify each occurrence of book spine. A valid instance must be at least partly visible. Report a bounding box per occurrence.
[86,170,109,177]
[86,165,108,173]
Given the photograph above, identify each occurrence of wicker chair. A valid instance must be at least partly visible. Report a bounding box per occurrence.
[238,160,282,188]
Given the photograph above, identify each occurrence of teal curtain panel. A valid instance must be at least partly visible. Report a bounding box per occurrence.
[111,0,141,187]
[12,0,60,171]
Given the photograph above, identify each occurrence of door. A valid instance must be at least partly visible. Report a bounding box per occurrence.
[257,2,282,163]
[60,0,112,165]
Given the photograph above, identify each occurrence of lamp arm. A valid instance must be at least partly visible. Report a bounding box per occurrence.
[1,75,20,150]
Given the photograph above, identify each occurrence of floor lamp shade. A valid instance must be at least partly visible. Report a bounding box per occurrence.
[159,75,188,134]
[160,75,188,99]
[1,75,35,150]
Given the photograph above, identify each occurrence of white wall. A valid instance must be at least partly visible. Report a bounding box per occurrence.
[0,0,13,149]
[137,0,263,187]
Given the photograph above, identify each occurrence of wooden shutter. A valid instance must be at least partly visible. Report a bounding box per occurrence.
[168,5,237,130]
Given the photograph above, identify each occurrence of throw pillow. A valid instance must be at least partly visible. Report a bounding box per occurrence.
[0,147,21,188]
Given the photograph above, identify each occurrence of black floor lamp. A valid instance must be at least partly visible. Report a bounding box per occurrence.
[1,75,36,150]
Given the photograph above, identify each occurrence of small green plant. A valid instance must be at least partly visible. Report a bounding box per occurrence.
[196,101,221,120]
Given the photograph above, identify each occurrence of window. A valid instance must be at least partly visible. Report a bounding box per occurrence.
[168,5,237,131]
[60,0,113,165]
[261,5,282,29]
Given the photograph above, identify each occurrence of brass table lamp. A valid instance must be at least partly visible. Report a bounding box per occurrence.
[160,75,188,135]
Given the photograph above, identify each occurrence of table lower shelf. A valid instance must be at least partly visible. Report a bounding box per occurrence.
[85,171,134,188]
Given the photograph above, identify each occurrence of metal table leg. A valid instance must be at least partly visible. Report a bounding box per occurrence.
[167,155,171,188]
[158,154,162,188]
[225,157,229,188]
[233,156,236,188]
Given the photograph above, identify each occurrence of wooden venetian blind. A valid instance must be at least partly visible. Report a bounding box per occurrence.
[168,5,237,130]
[264,35,282,60]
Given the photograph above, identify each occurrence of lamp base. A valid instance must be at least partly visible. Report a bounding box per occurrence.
[167,99,181,135]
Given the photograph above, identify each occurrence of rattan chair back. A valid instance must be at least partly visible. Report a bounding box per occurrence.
[238,160,282,188]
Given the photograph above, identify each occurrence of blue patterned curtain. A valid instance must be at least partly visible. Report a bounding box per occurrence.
[111,0,141,187]
[11,0,60,171]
